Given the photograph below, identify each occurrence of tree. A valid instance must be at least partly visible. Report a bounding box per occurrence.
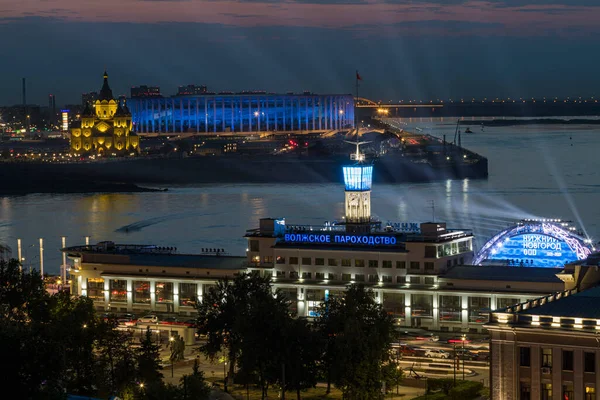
[196,272,275,388]
[94,319,138,397]
[281,318,320,400]
[316,284,397,400]
[236,284,291,400]
[137,327,163,385]
[180,358,211,400]
[382,360,404,395]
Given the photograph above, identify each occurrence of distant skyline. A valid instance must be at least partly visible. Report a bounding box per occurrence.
[2,0,600,106]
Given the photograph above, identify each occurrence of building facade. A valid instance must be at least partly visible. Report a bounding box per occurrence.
[70,72,140,156]
[487,284,600,400]
[131,85,162,98]
[127,93,354,134]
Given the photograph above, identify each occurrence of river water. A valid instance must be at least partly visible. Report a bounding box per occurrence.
[2,118,600,274]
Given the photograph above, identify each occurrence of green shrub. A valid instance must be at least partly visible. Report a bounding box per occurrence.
[448,380,483,400]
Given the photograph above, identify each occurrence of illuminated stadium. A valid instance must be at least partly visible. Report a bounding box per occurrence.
[473,219,594,268]
[127,93,355,134]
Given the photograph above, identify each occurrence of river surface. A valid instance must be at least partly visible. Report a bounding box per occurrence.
[2,118,600,274]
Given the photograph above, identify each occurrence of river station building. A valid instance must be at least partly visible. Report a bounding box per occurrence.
[63,150,585,334]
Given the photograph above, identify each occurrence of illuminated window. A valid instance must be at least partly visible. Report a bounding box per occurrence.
[109,279,127,302]
[562,384,573,400]
[586,386,595,400]
[541,384,552,400]
[179,283,197,307]
[86,278,104,301]
[355,260,365,268]
[133,281,150,304]
[541,348,552,368]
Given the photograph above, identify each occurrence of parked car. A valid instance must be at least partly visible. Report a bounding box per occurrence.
[452,348,477,360]
[425,349,450,359]
[138,315,159,324]
[475,351,490,362]
[399,345,419,356]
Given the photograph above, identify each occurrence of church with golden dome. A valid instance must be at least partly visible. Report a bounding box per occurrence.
[70,72,139,156]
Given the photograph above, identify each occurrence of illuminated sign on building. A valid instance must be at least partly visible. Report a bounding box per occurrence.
[474,221,592,268]
[385,222,420,233]
[61,110,69,131]
[343,165,373,191]
[282,233,398,246]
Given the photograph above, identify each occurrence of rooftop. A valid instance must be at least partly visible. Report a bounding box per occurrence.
[63,243,245,270]
[518,285,600,319]
[443,265,562,283]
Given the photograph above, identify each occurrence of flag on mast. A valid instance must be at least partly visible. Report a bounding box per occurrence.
[356,71,362,81]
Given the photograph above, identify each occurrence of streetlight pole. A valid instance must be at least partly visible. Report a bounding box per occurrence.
[462,335,466,381]
[453,342,456,386]
[169,336,175,378]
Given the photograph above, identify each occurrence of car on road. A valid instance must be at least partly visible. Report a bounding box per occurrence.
[447,336,471,344]
[160,316,180,325]
[117,313,137,326]
[138,315,159,324]
[425,349,450,359]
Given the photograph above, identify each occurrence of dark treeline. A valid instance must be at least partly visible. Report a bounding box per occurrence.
[196,272,401,400]
[0,259,210,400]
[0,258,400,400]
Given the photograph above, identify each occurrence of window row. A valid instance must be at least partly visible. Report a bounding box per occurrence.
[520,347,596,372]
[275,271,436,285]
[520,382,595,400]
[276,257,436,270]
[88,278,200,307]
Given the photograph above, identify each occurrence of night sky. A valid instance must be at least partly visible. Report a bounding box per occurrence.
[2,0,599,106]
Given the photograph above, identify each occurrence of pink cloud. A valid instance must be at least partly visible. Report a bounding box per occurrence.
[3,0,600,35]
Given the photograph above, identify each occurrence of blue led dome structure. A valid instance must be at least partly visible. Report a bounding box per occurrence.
[473,219,593,268]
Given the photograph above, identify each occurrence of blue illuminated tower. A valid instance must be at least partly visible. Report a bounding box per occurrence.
[343,140,373,233]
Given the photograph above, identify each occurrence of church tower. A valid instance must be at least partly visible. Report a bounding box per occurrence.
[343,141,373,233]
[70,71,139,156]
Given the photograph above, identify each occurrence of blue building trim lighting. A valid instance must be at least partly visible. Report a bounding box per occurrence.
[127,93,354,134]
[343,165,373,191]
[473,220,593,268]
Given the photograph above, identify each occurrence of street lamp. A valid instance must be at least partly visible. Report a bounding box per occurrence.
[254,111,259,133]
[169,336,175,378]
[461,334,466,381]
[223,361,228,392]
